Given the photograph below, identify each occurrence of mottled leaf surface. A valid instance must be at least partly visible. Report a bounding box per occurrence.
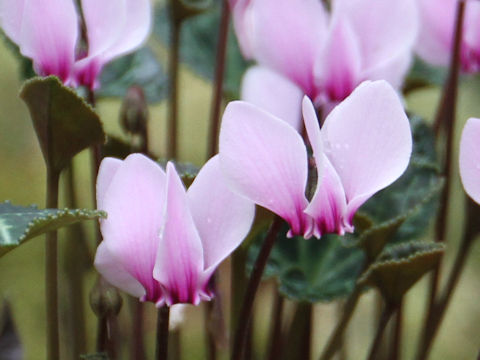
[0,202,105,257]
[98,47,168,104]
[20,77,105,173]
[359,242,445,303]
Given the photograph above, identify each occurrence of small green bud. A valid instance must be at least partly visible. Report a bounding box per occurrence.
[120,85,148,136]
[89,277,123,318]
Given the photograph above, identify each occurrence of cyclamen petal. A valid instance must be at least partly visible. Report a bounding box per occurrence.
[0,0,151,88]
[241,66,304,131]
[15,0,78,82]
[95,154,254,306]
[99,154,166,303]
[219,80,412,239]
[219,101,313,238]
[188,156,255,271]
[153,163,205,306]
[459,118,480,204]
[322,81,412,224]
[231,0,418,108]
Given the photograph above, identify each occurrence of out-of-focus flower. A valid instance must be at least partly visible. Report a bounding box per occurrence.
[94,154,255,306]
[229,0,418,107]
[417,0,480,73]
[219,80,412,238]
[459,118,480,204]
[0,0,151,89]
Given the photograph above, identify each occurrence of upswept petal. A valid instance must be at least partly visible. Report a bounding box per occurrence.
[248,0,328,96]
[100,154,166,301]
[76,0,151,88]
[416,0,456,67]
[153,163,204,306]
[459,118,480,204]
[94,241,146,298]
[80,0,127,58]
[0,0,26,44]
[96,157,122,211]
[241,66,304,130]
[229,0,255,58]
[219,101,313,238]
[188,156,255,271]
[18,0,78,81]
[98,0,152,63]
[305,155,349,236]
[335,0,418,71]
[361,52,412,90]
[321,81,412,221]
[462,2,480,72]
[316,18,362,103]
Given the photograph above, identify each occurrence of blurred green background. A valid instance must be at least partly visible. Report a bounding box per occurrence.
[0,21,480,360]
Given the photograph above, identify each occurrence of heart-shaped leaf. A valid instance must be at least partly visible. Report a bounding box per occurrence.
[248,226,365,303]
[358,242,445,304]
[0,202,106,257]
[98,47,168,104]
[20,76,105,173]
[404,58,448,93]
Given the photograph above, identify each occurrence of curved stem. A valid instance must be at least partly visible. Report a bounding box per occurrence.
[231,216,283,360]
[46,169,60,360]
[266,288,285,360]
[417,198,478,359]
[318,288,361,360]
[420,2,465,359]
[156,306,170,360]
[367,304,395,360]
[390,299,403,360]
[167,17,181,159]
[207,0,230,158]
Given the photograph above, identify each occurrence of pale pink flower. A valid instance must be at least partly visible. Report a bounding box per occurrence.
[417,0,480,73]
[219,80,412,238]
[229,0,418,107]
[94,154,255,306]
[0,0,151,88]
[459,118,480,204]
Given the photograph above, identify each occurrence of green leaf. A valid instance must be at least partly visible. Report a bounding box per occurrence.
[360,115,441,243]
[19,76,105,173]
[158,160,199,186]
[0,202,106,257]
[358,242,445,304]
[103,136,132,159]
[404,57,447,93]
[98,47,168,104]
[154,3,250,99]
[248,226,365,303]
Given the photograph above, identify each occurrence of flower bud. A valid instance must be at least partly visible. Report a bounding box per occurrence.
[120,86,148,136]
[89,277,123,318]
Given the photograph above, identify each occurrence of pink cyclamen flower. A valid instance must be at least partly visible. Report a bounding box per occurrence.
[229,0,418,106]
[0,0,151,89]
[219,80,412,239]
[417,0,480,73]
[94,154,255,306]
[459,118,480,204]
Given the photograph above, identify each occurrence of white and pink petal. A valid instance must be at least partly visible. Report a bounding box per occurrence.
[459,118,480,204]
[219,101,313,238]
